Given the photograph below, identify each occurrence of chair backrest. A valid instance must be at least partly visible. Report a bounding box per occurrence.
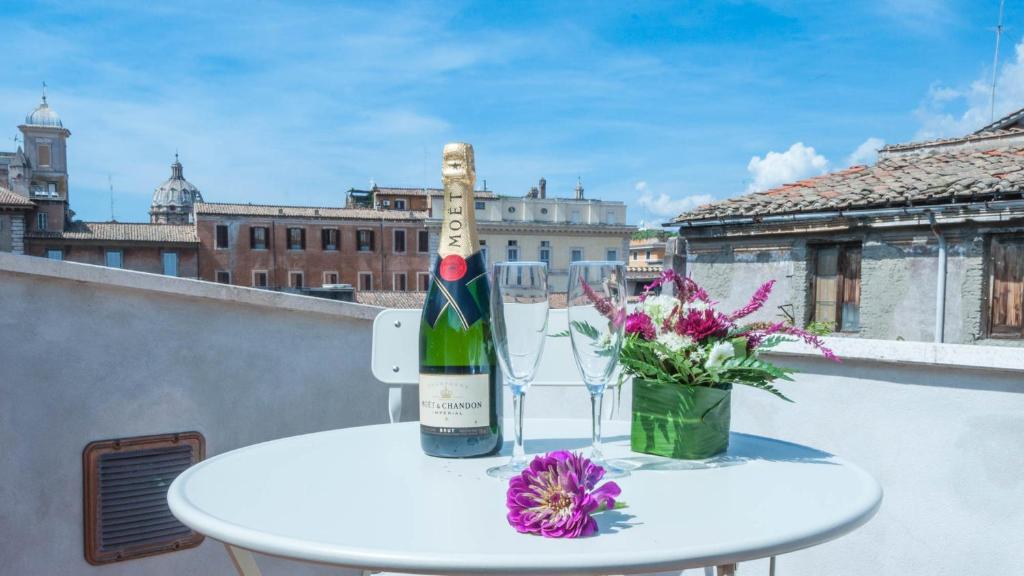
[371,308,584,422]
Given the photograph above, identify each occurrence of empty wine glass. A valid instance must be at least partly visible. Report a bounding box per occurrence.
[567,260,629,478]
[487,261,550,479]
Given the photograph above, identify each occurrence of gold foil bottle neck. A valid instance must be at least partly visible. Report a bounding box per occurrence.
[438,142,478,259]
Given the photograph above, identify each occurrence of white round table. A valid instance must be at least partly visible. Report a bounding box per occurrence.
[168,419,881,575]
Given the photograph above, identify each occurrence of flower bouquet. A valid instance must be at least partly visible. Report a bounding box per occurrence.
[621,270,837,460]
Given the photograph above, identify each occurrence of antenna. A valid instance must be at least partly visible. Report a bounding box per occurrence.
[42,81,48,103]
[108,174,115,222]
[990,0,1006,122]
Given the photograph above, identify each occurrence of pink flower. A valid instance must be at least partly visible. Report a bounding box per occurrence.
[625,311,656,340]
[746,322,839,362]
[580,276,616,319]
[674,307,731,342]
[728,280,775,321]
[506,451,621,538]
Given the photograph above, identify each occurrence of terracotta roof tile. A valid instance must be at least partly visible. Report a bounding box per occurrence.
[673,146,1024,223]
[0,187,34,208]
[195,202,427,220]
[25,222,198,243]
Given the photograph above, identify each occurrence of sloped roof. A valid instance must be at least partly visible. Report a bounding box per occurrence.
[195,202,427,221]
[25,222,198,243]
[0,187,34,208]
[373,186,499,199]
[673,147,1024,223]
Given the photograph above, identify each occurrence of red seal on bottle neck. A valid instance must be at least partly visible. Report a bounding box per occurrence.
[439,254,468,281]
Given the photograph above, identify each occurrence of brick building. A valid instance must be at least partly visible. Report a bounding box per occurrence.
[195,203,430,291]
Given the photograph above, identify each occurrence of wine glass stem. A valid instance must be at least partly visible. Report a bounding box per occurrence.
[511,389,526,466]
[590,390,604,460]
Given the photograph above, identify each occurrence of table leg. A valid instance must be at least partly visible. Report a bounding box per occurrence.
[769,555,776,576]
[716,563,737,576]
[225,543,263,576]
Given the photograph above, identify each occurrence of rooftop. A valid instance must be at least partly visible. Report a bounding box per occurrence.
[0,186,34,208]
[25,222,198,243]
[372,186,499,199]
[195,202,427,221]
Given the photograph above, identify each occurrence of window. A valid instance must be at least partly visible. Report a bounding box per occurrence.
[812,244,862,332]
[215,225,229,249]
[324,272,339,285]
[394,199,407,210]
[508,206,516,214]
[645,250,652,260]
[215,271,231,284]
[393,229,406,253]
[507,240,519,262]
[540,207,549,215]
[289,271,304,288]
[105,250,123,269]
[418,230,429,253]
[250,226,269,250]
[359,272,373,291]
[606,249,618,261]
[480,240,489,266]
[632,251,638,261]
[539,240,551,264]
[475,201,486,210]
[357,229,375,252]
[47,182,57,197]
[36,212,47,231]
[393,272,408,291]
[37,143,51,167]
[252,270,268,288]
[990,236,1024,337]
[46,249,62,260]
[571,248,583,262]
[287,228,305,250]
[162,252,178,276]
[322,228,340,251]
[417,272,430,291]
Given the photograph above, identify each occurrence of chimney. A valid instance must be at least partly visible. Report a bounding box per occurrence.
[539,177,546,199]
[574,177,584,200]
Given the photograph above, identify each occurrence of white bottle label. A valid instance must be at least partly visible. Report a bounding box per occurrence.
[419,373,490,435]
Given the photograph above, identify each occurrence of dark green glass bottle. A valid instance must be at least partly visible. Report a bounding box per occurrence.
[419,143,501,457]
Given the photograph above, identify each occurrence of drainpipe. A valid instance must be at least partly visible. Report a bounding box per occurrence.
[928,212,946,343]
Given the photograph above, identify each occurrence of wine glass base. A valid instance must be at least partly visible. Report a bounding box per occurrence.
[594,459,631,479]
[486,461,528,479]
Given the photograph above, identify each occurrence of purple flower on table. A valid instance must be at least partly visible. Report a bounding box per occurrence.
[506,451,622,538]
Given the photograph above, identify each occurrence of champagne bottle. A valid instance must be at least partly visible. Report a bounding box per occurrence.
[419,143,501,457]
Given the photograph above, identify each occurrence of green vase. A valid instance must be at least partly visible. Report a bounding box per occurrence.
[630,379,732,459]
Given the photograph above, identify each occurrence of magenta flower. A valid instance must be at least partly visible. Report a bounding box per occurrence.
[506,451,622,538]
[625,311,656,340]
[728,280,775,321]
[674,307,731,342]
[745,321,839,362]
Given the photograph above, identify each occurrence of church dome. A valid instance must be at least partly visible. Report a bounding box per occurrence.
[25,96,63,128]
[150,156,203,223]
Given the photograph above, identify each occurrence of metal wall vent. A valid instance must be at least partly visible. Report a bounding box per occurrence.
[83,432,205,565]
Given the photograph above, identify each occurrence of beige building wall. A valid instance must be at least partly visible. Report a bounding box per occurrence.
[479,230,629,291]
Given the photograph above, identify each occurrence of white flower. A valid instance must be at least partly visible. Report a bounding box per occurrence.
[641,295,679,325]
[705,341,735,369]
[654,332,694,359]
[683,299,710,313]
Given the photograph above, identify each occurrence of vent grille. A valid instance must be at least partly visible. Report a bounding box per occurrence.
[84,432,205,565]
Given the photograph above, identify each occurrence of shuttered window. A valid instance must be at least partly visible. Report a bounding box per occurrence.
[322,228,340,251]
[287,228,305,250]
[812,244,861,332]
[990,236,1024,337]
[83,433,205,565]
[250,226,268,250]
[215,225,229,249]
[357,229,375,252]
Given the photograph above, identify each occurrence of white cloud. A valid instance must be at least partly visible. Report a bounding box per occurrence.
[634,181,712,220]
[745,142,828,193]
[845,137,885,166]
[915,39,1024,140]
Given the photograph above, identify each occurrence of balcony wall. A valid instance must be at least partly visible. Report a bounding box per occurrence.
[1,252,1022,576]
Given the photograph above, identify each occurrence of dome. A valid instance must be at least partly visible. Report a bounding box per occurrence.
[25,96,63,128]
[151,156,203,214]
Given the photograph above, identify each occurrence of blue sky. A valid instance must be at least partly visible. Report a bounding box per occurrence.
[1,1,1020,226]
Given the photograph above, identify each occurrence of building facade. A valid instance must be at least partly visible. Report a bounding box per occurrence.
[0,93,200,274]
[626,233,668,295]
[195,203,430,291]
[670,108,1024,346]
[427,178,635,291]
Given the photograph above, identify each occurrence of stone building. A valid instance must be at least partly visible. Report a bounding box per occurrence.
[0,92,200,275]
[427,178,635,291]
[670,108,1024,345]
[194,203,429,291]
[150,155,204,224]
[627,232,668,295]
